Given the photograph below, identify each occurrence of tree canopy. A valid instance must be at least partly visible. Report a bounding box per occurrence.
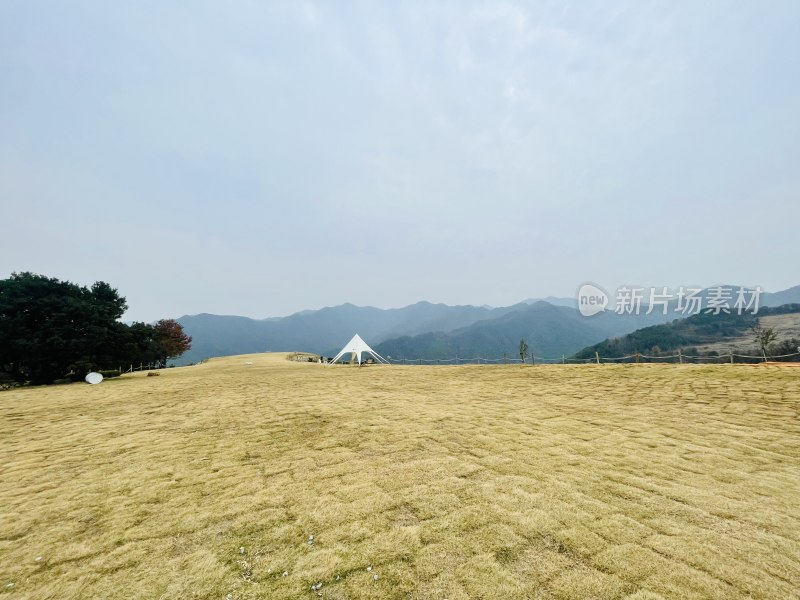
[0,272,192,384]
[154,319,192,366]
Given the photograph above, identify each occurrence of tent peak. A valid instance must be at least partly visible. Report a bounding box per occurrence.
[328,334,389,366]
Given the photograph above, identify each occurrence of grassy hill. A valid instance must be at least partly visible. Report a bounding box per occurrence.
[1,355,798,598]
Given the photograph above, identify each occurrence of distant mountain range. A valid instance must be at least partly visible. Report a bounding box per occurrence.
[521,296,577,308]
[175,285,800,364]
[373,302,676,360]
[176,302,507,364]
[761,285,800,307]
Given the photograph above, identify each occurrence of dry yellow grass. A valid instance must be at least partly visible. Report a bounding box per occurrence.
[1,355,798,599]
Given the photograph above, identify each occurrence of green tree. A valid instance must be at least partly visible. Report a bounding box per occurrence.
[767,337,800,362]
[0,272,129,383]
[0,272,185,383]
[117,322,162,368]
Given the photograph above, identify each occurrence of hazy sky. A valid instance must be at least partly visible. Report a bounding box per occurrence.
[2,1,798,322]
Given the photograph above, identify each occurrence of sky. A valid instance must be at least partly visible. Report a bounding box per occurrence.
[1,1,799,322]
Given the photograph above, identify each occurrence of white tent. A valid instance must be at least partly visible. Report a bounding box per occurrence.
[328,334,390,365]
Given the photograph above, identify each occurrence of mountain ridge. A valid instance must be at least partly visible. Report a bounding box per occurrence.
[174,285,800,364]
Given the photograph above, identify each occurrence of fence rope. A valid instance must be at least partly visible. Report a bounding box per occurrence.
[382,351,800,364]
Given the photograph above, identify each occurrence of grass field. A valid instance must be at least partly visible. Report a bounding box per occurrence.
[1,355,798,599]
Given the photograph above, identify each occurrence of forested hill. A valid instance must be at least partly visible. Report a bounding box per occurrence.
[573,304,800,359]
[373,301,674,360]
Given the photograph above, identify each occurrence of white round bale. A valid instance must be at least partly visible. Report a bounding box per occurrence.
[85,372,103,385]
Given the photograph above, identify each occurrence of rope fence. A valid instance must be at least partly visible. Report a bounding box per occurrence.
[121,362,165,373]
[382,351,800,365]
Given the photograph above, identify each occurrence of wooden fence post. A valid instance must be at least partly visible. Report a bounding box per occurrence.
[595,351,600,364]
[678,349,683,364]
[635,352,641,364]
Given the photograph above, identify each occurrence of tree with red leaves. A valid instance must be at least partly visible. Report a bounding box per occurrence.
[154,319,192,366]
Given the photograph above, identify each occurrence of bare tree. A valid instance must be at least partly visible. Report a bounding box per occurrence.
[751,324,778,361]
[519,338,529,365]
